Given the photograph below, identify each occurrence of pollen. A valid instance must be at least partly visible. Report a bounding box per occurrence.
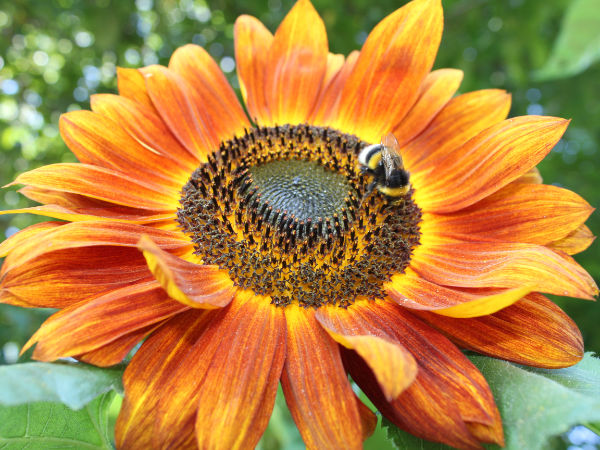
[177,125,421,308]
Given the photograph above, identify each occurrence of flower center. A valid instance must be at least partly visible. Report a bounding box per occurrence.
[177,124,421,308]
[248,159,353,227]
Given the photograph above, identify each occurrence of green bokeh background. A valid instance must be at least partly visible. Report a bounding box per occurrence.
[0,0,599,447]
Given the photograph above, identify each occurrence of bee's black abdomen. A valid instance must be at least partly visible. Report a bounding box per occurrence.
[386,169,410,188]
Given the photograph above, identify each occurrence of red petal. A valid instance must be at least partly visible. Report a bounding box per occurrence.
[60,110,189,190]
[282,306,364,449]
[169,44,250,142]
[90,93,199,168]
[355,394,377,440]
[116,310,213,450]
[25,280,187,361]
[334,0,443,143]
[8,163,177,210]
[1,203,173,224]
[413,116,570,213]
[15,186,171,223]
[75,323,159,367]
[415,293,584,369]
[411,240,598,299]
[138,235,236,309]
[1,221,189,274]
[393,68,463,146]
[193,292,286,449]
[2,246,150,309]
[151,293,274,448]
[234,15,274,124]
[345,348,488,449]
[264,0,328,124]
[140,65,216,159]
[423,183,593,245]
[316,306,418,400]
[344,301,498,428]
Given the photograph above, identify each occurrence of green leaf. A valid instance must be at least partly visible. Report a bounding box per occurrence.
[0,362,123,410]
[384,418,454,450]
[0,391,116,449]
[384,353,600,450]
[533,0,600,80]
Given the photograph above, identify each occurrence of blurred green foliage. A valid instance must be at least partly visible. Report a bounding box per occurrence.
[0,0,599,377]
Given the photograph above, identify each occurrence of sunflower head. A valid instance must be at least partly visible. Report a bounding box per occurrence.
[177,124,422,308]
[1,0,597,449]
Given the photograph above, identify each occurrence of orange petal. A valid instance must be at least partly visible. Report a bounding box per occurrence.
[16,186,171,223]
[2,246,150,309]
[412,240,598,299]
[194,293,286,449]
[138,235,235,309]
[8,163,177,210]
[90,93,199,169]
[343,300,502,448]
[415,293,584,369]
[0,204,174,224]
[75,322,159,367]
[430,287,533,318]
[393,68,464,146]
[355,394,377,440]
[264,0,328,125]
[169,44,250,142]
[309,50,360,126]
[323,53,346,88]
[423,183,594,245]
[1,221,189,273]
[307,52,344,124]
[151,294,268,448]
[60,110,189,190]
[334,0,443,143]
[403,89,511,170]
[413,116,570,213]
[344,348,487,450]
[116,67,154,109]
[467,420,505,447]
[116,310,213,450]
[348,301,497,427]
[282,305,364,449]
[0,222,61,258]
[517,166,543,184]
[0,289,34,307]
[316,306,417,401]
[549,224,595,255]
[386,272,532,316]
[140,65,217,159]
[24,280,187,361]
[234,15,273,124]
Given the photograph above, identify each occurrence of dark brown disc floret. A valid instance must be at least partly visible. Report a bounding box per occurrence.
[177,124,421,308]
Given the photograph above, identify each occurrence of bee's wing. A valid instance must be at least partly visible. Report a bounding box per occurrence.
[380,133,404,179]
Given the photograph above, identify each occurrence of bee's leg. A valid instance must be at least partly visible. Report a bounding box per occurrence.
[365,181,377,196]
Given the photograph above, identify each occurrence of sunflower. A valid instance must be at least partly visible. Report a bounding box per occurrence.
[1,0,597,448]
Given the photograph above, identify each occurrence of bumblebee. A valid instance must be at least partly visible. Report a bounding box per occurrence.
[358,132,410,201]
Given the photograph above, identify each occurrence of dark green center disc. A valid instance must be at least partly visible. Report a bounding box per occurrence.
[249,159,353,222]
